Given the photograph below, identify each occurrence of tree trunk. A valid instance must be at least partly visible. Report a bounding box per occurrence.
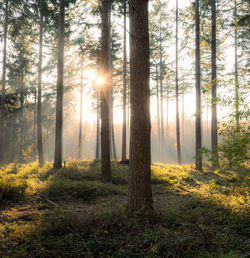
[0,0,8,161]
[211,0,219,169]
[195,0,202,171]
[234,0,239,127]
[156,64,160,146]
[121,0,127,162]
[128,0,153,213]
[159,27,164,146]
[175,0,181,164]
[37,0,44,166]
[54,0,65,168]
[100,0,111,178]
[78,56,83,160]
[95,88,100,159]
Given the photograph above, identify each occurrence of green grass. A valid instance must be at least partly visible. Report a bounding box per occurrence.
[0,160,249,257]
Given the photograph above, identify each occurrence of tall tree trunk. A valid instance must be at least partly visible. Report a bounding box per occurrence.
[195,0,202,171]
[34,88,37,139]
[95,88,100,159]
[234,0,239,127]
[121,0,127,162]
[37,0,44,166]
[0,0,8,161]
[100,0,111,178]
[175,0,181,164]
[156,64,160,146]
[128,0,153,213]
[211,0,219,169]
[54,0,65,168]
[182,85,184,147]
[78,56,83,160]
[159,27,164,146]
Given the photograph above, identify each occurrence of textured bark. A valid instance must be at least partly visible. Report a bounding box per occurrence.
[78,57,83,160]
[175,0,181,164]
[54,0,65,168]
[121,0,127,162]
[128,0,153,213]
[0,0,8,161]
[195,0,202,171]
[234,0,239,127]
[100,0,111,178]
[211,0,219,169]
[37,0,44,166]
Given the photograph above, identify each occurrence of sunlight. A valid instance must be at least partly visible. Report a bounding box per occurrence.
[95,76,105,86]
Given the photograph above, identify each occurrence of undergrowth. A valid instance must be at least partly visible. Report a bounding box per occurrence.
[0,160,249,257]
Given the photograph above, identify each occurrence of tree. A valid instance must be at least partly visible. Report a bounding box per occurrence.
[54,0,65,168]
[0,0,8,162]
[175,0,181,164]
[37,0,44,166]
[100,0,112,178]
[121,0,127,163]
[211,0,219,169]
[195,0,202,171]
[128,0,153,213]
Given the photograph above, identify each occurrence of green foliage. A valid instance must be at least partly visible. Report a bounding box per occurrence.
[0,161,249,257]
[219,124,249,170]
[0,173,27,201]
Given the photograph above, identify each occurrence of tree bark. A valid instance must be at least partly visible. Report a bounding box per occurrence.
[211,0,219,169]
[128,0,153,213]
[100,0,111,178]
[195,0,202,171]
[156,64,160,146]
[175,0,181,164]
[54,0,65,168]
[0,0,8,161]
[121,0,127,162]
[37,0,44,166]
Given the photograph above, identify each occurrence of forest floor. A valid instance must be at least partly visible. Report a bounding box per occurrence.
[0,160,249,257]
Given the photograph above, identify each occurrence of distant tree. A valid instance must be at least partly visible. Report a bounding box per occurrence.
[195,0,202,171]
[211,0,219,169]
[128,0,153,213]
[100,0,112,178]
[0,0,8,161]
[175,0,181,164]
[121,0,127,163]
[54,0,65,168]
[37,0,44,166]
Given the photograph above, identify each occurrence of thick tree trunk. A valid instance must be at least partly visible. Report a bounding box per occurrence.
[78,57,83,160]
[100,0,111,178]
[37,0,44,166]
[195,0,202,171]
[54,0,65,168]
[128,0,153,213]
[175,0,181,164]
[211,0,219,169]
[234,0,239,127]
[0,0,8,161]
[121,0,127,162]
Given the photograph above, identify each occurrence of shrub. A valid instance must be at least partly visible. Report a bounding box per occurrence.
[219,124,249,169]
[0,174,27,201]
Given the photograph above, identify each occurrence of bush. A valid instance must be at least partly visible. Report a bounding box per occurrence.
[219,124,249,169]
[0,174,27,201]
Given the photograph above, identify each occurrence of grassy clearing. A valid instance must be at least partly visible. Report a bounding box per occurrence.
[0,160,249,257]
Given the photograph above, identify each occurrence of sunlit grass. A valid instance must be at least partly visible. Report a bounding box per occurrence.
[0,160,249,257]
